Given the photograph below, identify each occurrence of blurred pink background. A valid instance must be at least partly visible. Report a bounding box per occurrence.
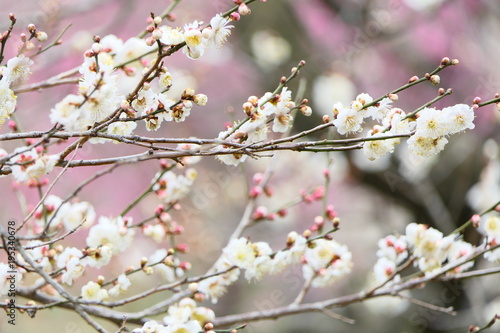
[1,1,499,333]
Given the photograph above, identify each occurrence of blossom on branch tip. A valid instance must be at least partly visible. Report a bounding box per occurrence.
[206,14,234,49]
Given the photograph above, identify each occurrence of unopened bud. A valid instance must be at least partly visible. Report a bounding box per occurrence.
[238,3,251,15]
[152,28,163,40]
[409,75,419,83]
[140,257,148,267]
[440,57,450,66]
[471,214,481,228]
[438,88,446,95]
[472,97,481,105]
[182,87,195,99]
[91,42,102,53]
[97,275,105,285]
[229,12,241,21]
[153,16,162,25]
[388,93,399,101]
[27,23,36,33]
[300,105,312,116]
[451,58,460,65]
[322,115,330,123]
[145,37,156,46]
[36,31,48,42]
[143,266,154,275]
[430,75,440,85]
[193,94,208,106]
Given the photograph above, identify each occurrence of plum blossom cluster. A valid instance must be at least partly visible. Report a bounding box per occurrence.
[194,232,352,303]
[49,27,213,136]
[373,223,475,282]
[217,87,312,166]
[331,91,476,161]
[31,194,95,234]
[133,298,215,333]
[407,103,475,157]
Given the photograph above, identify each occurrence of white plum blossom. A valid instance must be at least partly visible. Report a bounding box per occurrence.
[403,223,474,275]
[407,135,448,157]
[62,201,96,230]
[223,238,256,270]
[162,298,211,329]
[132,320,165,333]
[81,244,113,268]
[10,148,58,183]
[332,102,363,135]
[159,26,185,46]
[133,86,158,113]
[205,14,234,48]
[376,235,408,264]
[114,37,156,68]
[163,321,201,333]
[363,130,396,161]
[143,224,167,243]
[148,249,185,283]
[2,55,34,84]
[415,108,448,139]
[446,240,475,273]
[373,257,397,284]
[81,281,108,302]
[152,169,197,204]
[158,70,173,89]
[197,257,240,303]
[33,195,71,232]
[49,94,86,131]
[108,274,131,297]
[442,104,475,134]
[480,214,500,240]
[107,115,137,140]
[86,216,135,254]
[302,238,353,287]
[368,97,392,121]
[0,80,17,126]
[172,100,192,123]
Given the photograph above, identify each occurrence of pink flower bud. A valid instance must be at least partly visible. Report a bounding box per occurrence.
[176,243,189,253]
[238,3,251,15]
[8,120,17,131]
[252,206,268,220]
[154,204,164,215]
[249,186,262,198]
[277,209,288,217]
[471,214,481,228]
[312,186,325,200]
[179,261,191,270]
[263,186,273,197]
[253,172,264,184]
[229,12,241,21]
